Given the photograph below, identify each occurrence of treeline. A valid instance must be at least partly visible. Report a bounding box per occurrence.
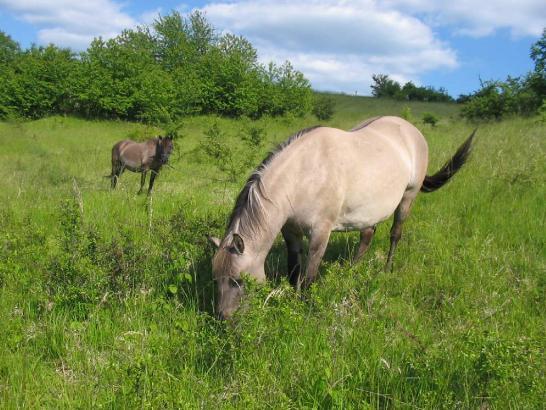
[370,29,546,121]
[0,11,312,123]
[458,29,546,120]
[370,74,453,102]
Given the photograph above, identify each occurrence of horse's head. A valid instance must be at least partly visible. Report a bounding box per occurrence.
[156,136,174,164]
[208,233,265,320]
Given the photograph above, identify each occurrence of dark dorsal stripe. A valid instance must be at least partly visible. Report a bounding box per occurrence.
[349,116,383,132]
[227,125,321,231]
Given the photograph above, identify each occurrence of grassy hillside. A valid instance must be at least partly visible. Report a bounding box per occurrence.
[0,98,544,408]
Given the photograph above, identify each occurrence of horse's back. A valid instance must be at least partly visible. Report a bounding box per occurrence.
[112,139,151,170]
[275,116,429,230]
[358,116,429,189]
[293,116,427,191]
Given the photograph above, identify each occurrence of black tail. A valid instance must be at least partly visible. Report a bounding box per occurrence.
[421,129,476,193]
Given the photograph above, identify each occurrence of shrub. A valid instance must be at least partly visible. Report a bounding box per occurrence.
[461,81,507,120]
[46,198,104,316]
[461,32,546,121]
[422,112,439,127]
[241,124,266,149]
[400,106,414,122]
[312,95,335,121]
[200,122,242,182]
[538,100,546,122]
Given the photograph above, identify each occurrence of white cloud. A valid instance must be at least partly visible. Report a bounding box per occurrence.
[140,8,162,25]
[0,0,137,49]
[2,0,542,94]
[201,0,458,94]
[383,0,545,38]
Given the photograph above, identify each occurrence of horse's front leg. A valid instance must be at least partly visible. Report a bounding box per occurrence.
[138,171,147,195]
[281,224,304,287]
[300,223,332,291]
[147,170,158,195]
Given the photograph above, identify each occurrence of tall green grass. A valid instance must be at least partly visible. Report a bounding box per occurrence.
[0,98,544,408]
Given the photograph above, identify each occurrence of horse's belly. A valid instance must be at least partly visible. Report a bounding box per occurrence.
[333,200,400,231]
[121,159,143,172]
[332,181,407,231]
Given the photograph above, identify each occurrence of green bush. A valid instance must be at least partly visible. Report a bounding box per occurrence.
[461,31,546,121]
[422,112,439,126]
[459,78,544,121]
[200,122,242,182]
[312,94,336,121]
[400,106,414,122]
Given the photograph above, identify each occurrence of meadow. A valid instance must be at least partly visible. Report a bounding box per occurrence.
[0,96,544,408]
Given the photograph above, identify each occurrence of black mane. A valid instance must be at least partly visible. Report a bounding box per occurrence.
[349,116,382,131]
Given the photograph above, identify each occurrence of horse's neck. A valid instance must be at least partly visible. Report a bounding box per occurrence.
[235,188,289,258]
[234,148,302,258]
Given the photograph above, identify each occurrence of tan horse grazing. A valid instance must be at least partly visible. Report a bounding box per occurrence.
[109,136,174,195]
[209,116,475,319]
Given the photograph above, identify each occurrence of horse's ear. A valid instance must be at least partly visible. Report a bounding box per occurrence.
[158,135,163,140]
[207,235,221,248]
[231,233,245,255]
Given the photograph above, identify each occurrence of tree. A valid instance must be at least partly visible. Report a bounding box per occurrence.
[371,74,453,102]
[530,28,546,76]
[461,30,546,120]
[0,11,313,121]
[153,12,192,71]
[78,29,173,121]
[7,45,78,118]
[370,74,401,98]
[188,11,216,55]
[0,31,21,117]
[0,31,20,64]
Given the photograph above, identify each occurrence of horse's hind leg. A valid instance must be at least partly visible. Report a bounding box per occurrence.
[353,225,376,264]
[282,224,304,287]
[111,163,123,189]
[385,195,415,272]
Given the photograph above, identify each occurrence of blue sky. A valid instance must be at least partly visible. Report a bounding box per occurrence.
[0,1,543,97]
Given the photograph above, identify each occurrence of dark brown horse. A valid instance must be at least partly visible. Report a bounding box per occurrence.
[109,136,174,195]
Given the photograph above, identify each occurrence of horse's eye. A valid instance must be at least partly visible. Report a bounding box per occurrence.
[229,278,243,289]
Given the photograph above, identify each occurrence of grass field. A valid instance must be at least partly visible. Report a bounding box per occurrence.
[0,96,544,408]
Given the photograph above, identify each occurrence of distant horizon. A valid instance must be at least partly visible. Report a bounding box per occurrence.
[1,1,543,97]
